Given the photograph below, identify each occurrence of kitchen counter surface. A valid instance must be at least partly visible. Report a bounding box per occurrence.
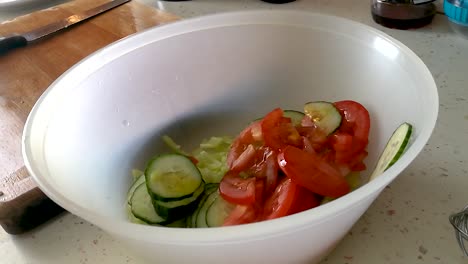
[1,0,467,263]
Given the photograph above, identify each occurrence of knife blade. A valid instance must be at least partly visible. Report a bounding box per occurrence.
[0,0,131,54]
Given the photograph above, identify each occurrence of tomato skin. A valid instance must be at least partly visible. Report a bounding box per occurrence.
[230,144,257,173]
[261,108,301,151]
[297,116,328,152]
[332,132,353,151]
[287,186,320,215]
[263,150,278,196]
[254,179,265,208]
[262,177,297,220]
[222,101,370,226]
[188,156,199,165]
[333,100,370,152]
[349,150,368,171]
[331,132,354,164]
[223,205,257,226]
[227,121,261,170]
[278,146,350,198]
[219,172,256,205]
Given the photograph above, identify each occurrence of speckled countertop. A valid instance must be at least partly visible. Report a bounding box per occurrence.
[1,0,467,263]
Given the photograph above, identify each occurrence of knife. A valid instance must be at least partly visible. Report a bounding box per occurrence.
[0,0,130,54]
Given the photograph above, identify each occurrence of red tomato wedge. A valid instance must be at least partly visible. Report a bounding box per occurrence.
[331,132,354,164]
[262,177,297,220]
[255,179,265,207]
[333,100,370,152]
[261,108,301,151]
[230,144,257,173]
[287,186,320,215]
[227,121,261,170]
[219,172,256,205]
[223,205,257,226]
[263,150,279,196]
[278,146,350,198]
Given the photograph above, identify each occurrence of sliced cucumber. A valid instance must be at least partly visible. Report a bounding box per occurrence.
[154,183,205,221]
[370,122,413,180]
[303,101,342,135]
[206,195,235,227]
[283,110,305,126]
[145,154,203,202]
[130,183,167,225]
[165,218,187,228]
[127,204,148,225]
[155,183,205,208]
[196,191,219,228]
[127,174,146,205]
[190,184,218,228]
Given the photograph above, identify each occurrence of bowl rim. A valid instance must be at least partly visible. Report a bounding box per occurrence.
[22,9,439,244]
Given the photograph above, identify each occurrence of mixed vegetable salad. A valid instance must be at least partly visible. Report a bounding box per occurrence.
[126,100,413,228]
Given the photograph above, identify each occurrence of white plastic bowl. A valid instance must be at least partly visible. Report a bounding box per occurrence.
[23,10,438,264]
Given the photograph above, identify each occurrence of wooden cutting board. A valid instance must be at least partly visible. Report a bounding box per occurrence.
[0,0,178,234]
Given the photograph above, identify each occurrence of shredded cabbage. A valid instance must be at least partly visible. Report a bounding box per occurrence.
[192,136,233,183]
[159,135,233,183]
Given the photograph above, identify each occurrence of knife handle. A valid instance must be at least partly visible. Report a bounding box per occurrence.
[0,35,28,54]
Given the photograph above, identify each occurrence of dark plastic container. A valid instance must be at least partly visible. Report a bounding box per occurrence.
[371,0,437,29]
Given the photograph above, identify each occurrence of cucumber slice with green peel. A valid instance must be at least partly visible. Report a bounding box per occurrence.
[206,195,235,227]
[130,183,167,225]
[283,110,305,126]
[127,174,146,205]
[165,218,188,228]
[186,214,192,228]
[127,204,148,225]
[303,101,342,135]
[155,183,205,208]
[145,154,203,202]
[370,122,413,180]
[190,184,218,228]
[196,191,219,228]
[154,183,205,221]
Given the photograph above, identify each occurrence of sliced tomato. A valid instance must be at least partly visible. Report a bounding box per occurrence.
[263,150,278,195]
[333,100,370,152]
[301,136,316,154]
[287,186,320,215]
[331,132,353,151]
[331,132,354,164]
[230,144,257,173]
[261,108,301,151]
[227,121,261,170]
[247,146,272,177]
[349,150,368,171]
[278,146,350,198]
[296,117,328,152]
[255,179,265,205]
[219,172,256,205]
[223,204,257,226]
[262,177,297,220]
